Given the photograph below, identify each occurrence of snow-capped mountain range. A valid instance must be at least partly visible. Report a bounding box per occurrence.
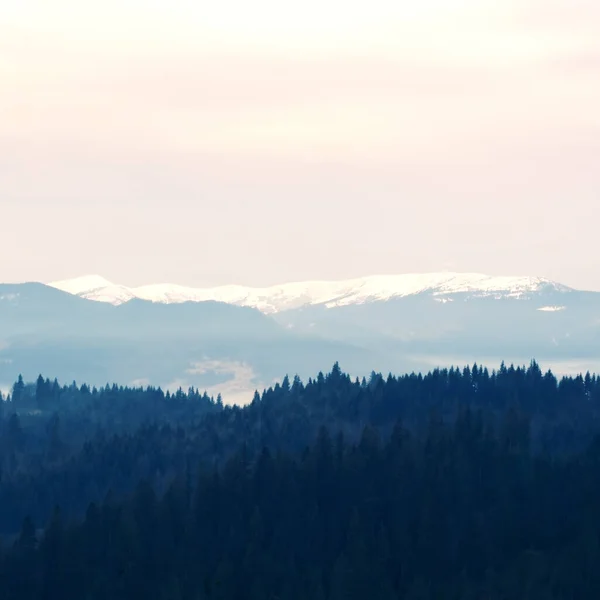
[49,273,572,314]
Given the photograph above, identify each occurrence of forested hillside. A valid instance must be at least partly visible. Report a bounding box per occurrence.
[2,362,600,598]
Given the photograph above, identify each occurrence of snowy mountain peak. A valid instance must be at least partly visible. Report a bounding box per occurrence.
[49,275,114,295]
[48,272,572,314]
[49,275,137,305]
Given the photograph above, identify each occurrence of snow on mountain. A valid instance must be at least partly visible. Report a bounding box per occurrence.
[50,275,114,295]
[537,306,567,312]
[50,275,137,305]
[48,273,572,314]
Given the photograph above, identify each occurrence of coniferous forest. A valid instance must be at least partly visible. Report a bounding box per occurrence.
[3,361,600,598]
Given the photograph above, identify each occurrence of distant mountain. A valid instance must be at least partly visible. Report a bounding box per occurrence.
[50,272,573,313]
[2,273,599,403]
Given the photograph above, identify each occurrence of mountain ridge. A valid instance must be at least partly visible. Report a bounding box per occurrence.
[2,275,599,401]
[48,272,573,314]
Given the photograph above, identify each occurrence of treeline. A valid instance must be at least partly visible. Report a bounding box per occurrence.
[4,373,221,437]
[4,414,600,599]
[1,360,600,537]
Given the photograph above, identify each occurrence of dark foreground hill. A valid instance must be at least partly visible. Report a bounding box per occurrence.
[2,361,600,533]
[3,362,600,598]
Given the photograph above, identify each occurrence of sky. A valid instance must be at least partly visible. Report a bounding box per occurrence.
[1,0,599,290]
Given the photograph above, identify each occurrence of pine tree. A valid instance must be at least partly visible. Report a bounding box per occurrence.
[12,374,25,405]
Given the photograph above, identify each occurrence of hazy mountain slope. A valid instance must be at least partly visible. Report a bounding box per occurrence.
[0,283,281,341]
[274,289,600,356]
[0,283,115,338]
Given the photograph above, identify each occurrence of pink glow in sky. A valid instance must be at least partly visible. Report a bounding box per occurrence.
[1,0,599,288]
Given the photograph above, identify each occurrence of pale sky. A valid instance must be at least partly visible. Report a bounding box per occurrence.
[1,0,599,289]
